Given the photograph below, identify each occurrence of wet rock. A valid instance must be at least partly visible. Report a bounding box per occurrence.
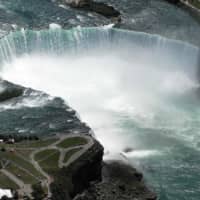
[118,184,126,191]
[134,172,143,181]
[65,0,120,18]
[123,147,134,153]
[77,161,157,200]
[0,80,24,102]
[166,0,180,4]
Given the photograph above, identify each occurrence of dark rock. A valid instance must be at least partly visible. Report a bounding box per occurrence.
[51,139,104,200]
[89,2,120,18]
[166,0,180,4]
[134,171,143,181]
[118,184,126,191]
[123,147,134,153]
[65,0,120,18]
[0,80,24,102]
[78,161,157,200]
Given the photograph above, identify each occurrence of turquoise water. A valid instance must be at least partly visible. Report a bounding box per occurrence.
[0,0,200,45]
[0,1,200,199]
[0,28,200,199]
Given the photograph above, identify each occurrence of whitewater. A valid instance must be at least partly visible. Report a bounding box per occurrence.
[0,27,200,199]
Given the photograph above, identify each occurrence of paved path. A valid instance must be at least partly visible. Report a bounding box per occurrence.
[30,133,94,198]
[62,135,94,167]
[1,169,24,188]
[30,150,53,198]
[1,133,95,199]
[1,169,34,198]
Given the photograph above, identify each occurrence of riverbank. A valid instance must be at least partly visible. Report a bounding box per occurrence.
[0,80,156,200]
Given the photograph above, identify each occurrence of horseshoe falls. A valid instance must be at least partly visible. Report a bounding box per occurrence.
[0,27,200,200]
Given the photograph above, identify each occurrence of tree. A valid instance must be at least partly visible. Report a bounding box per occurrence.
[31,183,46,200]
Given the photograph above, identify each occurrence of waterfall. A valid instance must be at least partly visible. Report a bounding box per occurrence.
[0,27,200,200]
[0,27,199,70]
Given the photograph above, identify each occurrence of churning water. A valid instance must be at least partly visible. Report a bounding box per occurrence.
[0,27,200,199]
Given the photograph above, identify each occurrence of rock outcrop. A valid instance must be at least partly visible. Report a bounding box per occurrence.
[166,0,180,4]
[74,161,157,200]
[50,139,104,200]
[0,80,24,102]
[64,0,120,18]
[50,138,156,200]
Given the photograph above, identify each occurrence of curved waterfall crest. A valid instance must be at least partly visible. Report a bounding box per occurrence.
[0,27,199,64]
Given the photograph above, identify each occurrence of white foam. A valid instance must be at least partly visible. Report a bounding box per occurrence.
[11,24,18,30]
[122,150,162,158]
[49,23,62,29]
[76,15,85,22]
[1,35,200,155]
[58,4,68,9]
[102,23,115,29]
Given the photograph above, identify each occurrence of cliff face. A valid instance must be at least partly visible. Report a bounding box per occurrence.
[74,161,157,200]
[50,138,157,200]
[50,139,104,200]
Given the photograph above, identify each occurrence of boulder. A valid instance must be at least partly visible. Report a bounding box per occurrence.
[0,80,24,102]
[65,0,120,18]
[166,0,180,4]
[89,2,120,18]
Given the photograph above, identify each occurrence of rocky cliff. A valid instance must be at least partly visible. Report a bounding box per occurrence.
[73,161,157,200]
[50,138,157,200]
[50,139,104,200]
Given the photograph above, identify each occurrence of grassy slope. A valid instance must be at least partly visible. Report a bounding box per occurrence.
[56,137,87,149]
[0,151,44,179]
[0,172,19,189]
[63,148,82,163]
[0,138,58,148]
[7,164,38,184]
[38,150,60,175]
[0,135,89,190]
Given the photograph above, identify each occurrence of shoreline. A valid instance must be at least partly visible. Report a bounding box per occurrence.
[0,80,157,199]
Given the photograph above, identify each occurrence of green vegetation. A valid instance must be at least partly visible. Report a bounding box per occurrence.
[0,135,90,194]
[32,183,46,200]
[16,138,58,148]
[0,138,58,149]
[0,172,19,189]
[38,149,60,175]
[56,137,87,149]
[34,149,58,162]
[16,149,34,160]
[63,148,82,163]
[7,164,38,184]
[0,151,44,179]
